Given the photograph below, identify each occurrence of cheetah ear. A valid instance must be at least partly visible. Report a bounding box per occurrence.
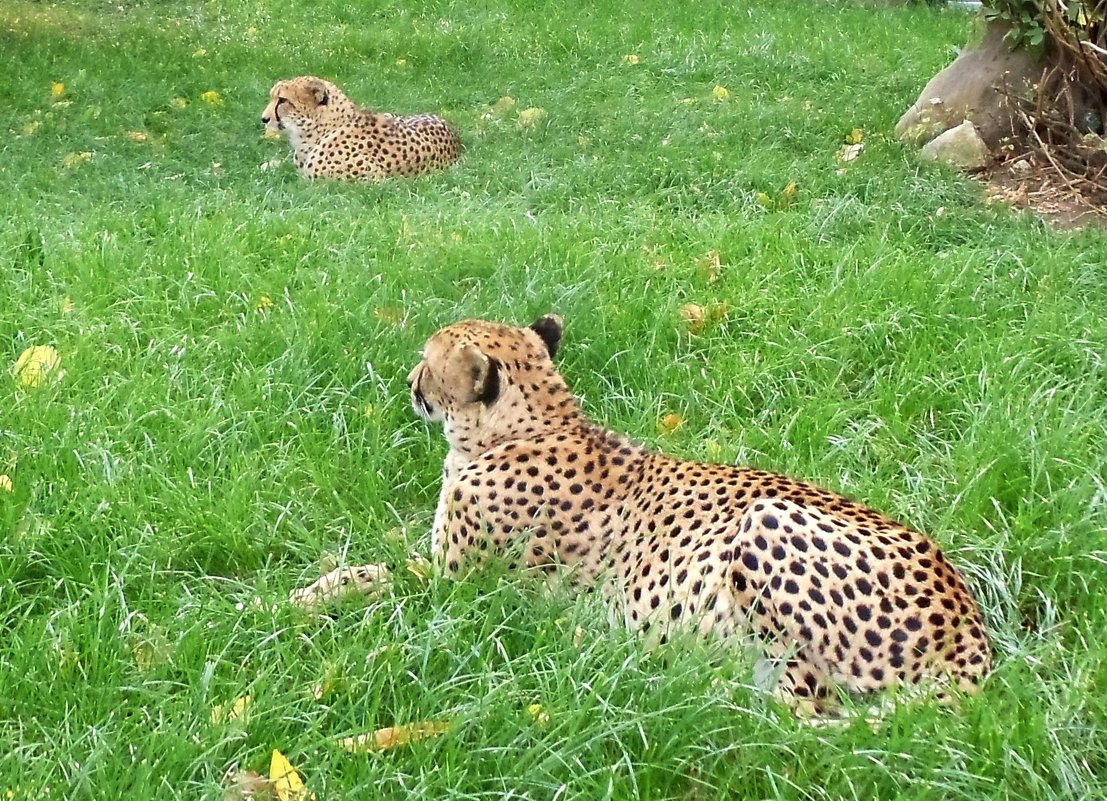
[457,344,501,405]
[529,314,563,357]
[309,80,329,106]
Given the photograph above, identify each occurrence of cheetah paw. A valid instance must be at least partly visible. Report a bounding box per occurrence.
[289,563,391,609]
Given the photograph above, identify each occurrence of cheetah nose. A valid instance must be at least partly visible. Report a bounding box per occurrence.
[261,115,270,125]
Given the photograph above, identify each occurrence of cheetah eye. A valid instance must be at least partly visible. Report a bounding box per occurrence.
[275,97,288,106]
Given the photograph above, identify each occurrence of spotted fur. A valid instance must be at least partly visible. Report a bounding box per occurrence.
[293,316,992,706]
[261,76,461,180]
[403,316,992,705]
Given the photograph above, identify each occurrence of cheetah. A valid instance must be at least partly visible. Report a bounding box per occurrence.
[293,316,992,708]
[261,76,461,180]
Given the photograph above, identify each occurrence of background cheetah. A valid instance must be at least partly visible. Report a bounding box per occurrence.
[261,76,461,180]
[295,316,992,707]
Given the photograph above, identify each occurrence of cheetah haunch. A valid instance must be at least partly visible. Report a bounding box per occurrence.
[261,76,461,180]
[297,316,992,706]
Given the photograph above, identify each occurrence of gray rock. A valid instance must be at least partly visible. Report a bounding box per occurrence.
[920,120,991,170]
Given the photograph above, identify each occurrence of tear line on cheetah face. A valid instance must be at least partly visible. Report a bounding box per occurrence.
[406,315,567,454]
[260,76,336,138]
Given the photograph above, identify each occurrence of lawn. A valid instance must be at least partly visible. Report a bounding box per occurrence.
[2,0,1106,797]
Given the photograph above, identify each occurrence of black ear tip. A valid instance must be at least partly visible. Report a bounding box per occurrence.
[529,314,563,356]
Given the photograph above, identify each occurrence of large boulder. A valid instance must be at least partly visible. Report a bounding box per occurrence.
[896,20,1044,151]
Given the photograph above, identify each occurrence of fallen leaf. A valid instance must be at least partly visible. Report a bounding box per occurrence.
[202,90,224,107]
[269,750,314,801]
[312,663,343,702]
[527,703,551,728]
[708,300,730,323]
[492,95,516,113]
[372,306,405,326]
[395,58,408,68]
[61,151,94,169]
[13,345,61,388]
[780,180,798,206]
[51,82,65,99]
[696,249,722,282]
[262,129,281,140]
[406,556,432,582]
[846,128,864,145]
[679,303,706,334]
[836,143,863,163]
[211,695,252,725]
[712,84,730,101]
[517,107,547,128]
[0,475,12,492]
[127,131,148,143]
[338,721,451,753]
[623,54,639,65]
[255,294,273,312]
[659,413,684,434]
[223,769,273,801]
[755,191,773,208]
[193,48,207,58]
[130,624,172,673]
[171,97,188,109]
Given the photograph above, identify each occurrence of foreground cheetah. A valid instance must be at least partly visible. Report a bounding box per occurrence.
[294,316,992,706]
[261,76,461,180]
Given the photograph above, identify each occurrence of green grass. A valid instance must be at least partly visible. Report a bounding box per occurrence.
[2,0,1106,797]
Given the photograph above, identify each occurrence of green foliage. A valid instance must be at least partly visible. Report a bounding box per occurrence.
[1,0,1107,798]
[984,0,1104,52]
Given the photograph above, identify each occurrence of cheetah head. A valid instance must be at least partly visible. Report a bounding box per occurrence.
[407,316,577,457]
[261,76,344,138]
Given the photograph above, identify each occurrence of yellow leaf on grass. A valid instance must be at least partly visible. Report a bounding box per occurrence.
[312,662,343,701]
[192,48,207,58]
[338,720,451,753]
[269,750,314,801]
[51,82,65,98]
[13,345,61,388]
[62,151,93,169]
[659,413,684,434]
[836,143,863,163]
[696,249,722,282]
[492,95,516,113]
[517,107,547,128]
[0,475,12,492]
[372,306,405,326]
[781,180,798,205]
[171,97,188,109]
[846,127,864,145]
[623,54,639,65]
[527,703,551,727]
[201,90,224,107]
[395,58,408,68]
[128,131,149,143]
[406,557,432,582]
[712,84,729,101]
[255,293,273,311]
[211,694,252,724]
[678,303,706,334]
